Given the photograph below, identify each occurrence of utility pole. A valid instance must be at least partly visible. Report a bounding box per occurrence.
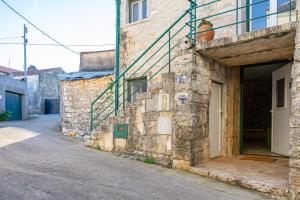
[115,0,120,116]
[23,24,28,82]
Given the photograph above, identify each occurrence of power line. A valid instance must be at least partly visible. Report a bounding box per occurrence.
[0,42,115,47]
[0,36,22,40]
[0,0,80,55]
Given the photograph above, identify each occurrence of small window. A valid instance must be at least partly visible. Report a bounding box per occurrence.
[132,2,139,22]
[142,0,147,19]
[129,0,148,23]
[128,78,147,102]
[276,78,285,108]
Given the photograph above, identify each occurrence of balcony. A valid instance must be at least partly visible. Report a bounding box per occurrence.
[195,22,297,66]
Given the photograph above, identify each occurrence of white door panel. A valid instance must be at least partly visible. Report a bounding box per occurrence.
[209,82,222,158]
[272,64,291,156]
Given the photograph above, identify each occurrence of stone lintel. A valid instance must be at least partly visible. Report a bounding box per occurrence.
[196,22,297,66]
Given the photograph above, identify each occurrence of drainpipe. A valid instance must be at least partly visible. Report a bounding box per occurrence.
[115,0,120,116]
[189,1,193,38]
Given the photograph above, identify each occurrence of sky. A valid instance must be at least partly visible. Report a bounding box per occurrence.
[0,0,115,72]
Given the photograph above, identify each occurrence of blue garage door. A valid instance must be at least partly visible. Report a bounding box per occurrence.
[5,91,22,121]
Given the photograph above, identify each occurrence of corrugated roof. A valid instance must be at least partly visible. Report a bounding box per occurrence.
[12,66,63,76]
[80,49,115,54]
[0,65,22,74]
[58,71,113,81]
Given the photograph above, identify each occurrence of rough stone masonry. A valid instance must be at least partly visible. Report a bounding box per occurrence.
[60,74,113,138]
[290,23,300,200]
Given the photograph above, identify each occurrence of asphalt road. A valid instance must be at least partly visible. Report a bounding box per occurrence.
[0,115,269,200]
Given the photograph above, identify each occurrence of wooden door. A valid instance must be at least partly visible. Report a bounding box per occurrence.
[209,82,222,158]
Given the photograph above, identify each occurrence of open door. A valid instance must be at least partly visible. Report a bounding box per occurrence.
[271,64,291,156]
[209,82,222,158]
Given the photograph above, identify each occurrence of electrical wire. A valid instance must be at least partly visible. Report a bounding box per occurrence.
[0,36,22,40]
[0,0,80,55]
[0,42,115,47]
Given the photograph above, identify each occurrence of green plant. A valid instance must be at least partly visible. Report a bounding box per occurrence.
[198,19,213,27]
[143,156,155,164]
[94,145,101,151]
[0,111,10,121]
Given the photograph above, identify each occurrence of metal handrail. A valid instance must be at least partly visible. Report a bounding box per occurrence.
[90,0,296,132]
[92,23,187,114]
[94,55,177,129]
[193,5,295,35]
[89,1,206,131]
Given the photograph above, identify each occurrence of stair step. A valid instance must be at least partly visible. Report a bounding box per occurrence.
[100,124,111,132]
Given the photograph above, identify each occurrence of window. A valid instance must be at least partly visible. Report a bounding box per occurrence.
[129,0,148,23]
[276,78,285,108]
[128,78,147,102]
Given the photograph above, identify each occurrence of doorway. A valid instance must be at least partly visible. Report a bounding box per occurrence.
[5,91,22,121]
[241,61,290,156]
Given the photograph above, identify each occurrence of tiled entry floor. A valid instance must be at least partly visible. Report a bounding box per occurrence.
[190,156,289,199]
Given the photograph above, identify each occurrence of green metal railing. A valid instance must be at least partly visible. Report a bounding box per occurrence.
[90,0,201,131]
[90,0,296,132]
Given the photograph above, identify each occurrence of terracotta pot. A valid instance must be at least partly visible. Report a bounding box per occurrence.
[197,24,215,42]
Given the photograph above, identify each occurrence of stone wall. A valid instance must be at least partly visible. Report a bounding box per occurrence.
[197,0,237,37]
[119,0,237,81]
[119,0,189,82]
[289,23,300,200]
[223,66,240,157]
[172,40,240,169]
[87,42,240,170]
[80,50,115,72]
[39,69,64,114]
[16,68,65,115]
[87,72,175,165]
[61,75,113,138]
[129,73,175,165]
[26,75,40,114]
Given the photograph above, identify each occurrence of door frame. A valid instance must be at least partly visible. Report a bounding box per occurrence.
[240,68,244,153]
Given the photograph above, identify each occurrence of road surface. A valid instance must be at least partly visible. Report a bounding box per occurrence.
[0,115,269,200]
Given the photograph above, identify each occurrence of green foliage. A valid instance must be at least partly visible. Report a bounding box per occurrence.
[0,111,10,121]
[198,19,213,27]
[94,145,101,151]
[143,156,155,164]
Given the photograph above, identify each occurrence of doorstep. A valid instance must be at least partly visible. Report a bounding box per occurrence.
[189,156,289,199]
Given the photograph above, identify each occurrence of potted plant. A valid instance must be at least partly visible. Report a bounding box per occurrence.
[197,19,215,42]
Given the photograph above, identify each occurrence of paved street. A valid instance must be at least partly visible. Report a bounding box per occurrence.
[0,115,268,200]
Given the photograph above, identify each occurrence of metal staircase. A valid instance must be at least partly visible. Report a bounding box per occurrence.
[90,0,295,132]
[90,0,201,132]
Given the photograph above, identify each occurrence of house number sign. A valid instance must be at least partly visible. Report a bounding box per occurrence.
[176,75,188,84]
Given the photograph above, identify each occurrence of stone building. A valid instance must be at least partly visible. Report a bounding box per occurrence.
[59,72,113,137]
[13,65,65,115]
[60,50,115,138]
[84,0,300,199]
[80,50,115,72]
[0,65,22,76]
